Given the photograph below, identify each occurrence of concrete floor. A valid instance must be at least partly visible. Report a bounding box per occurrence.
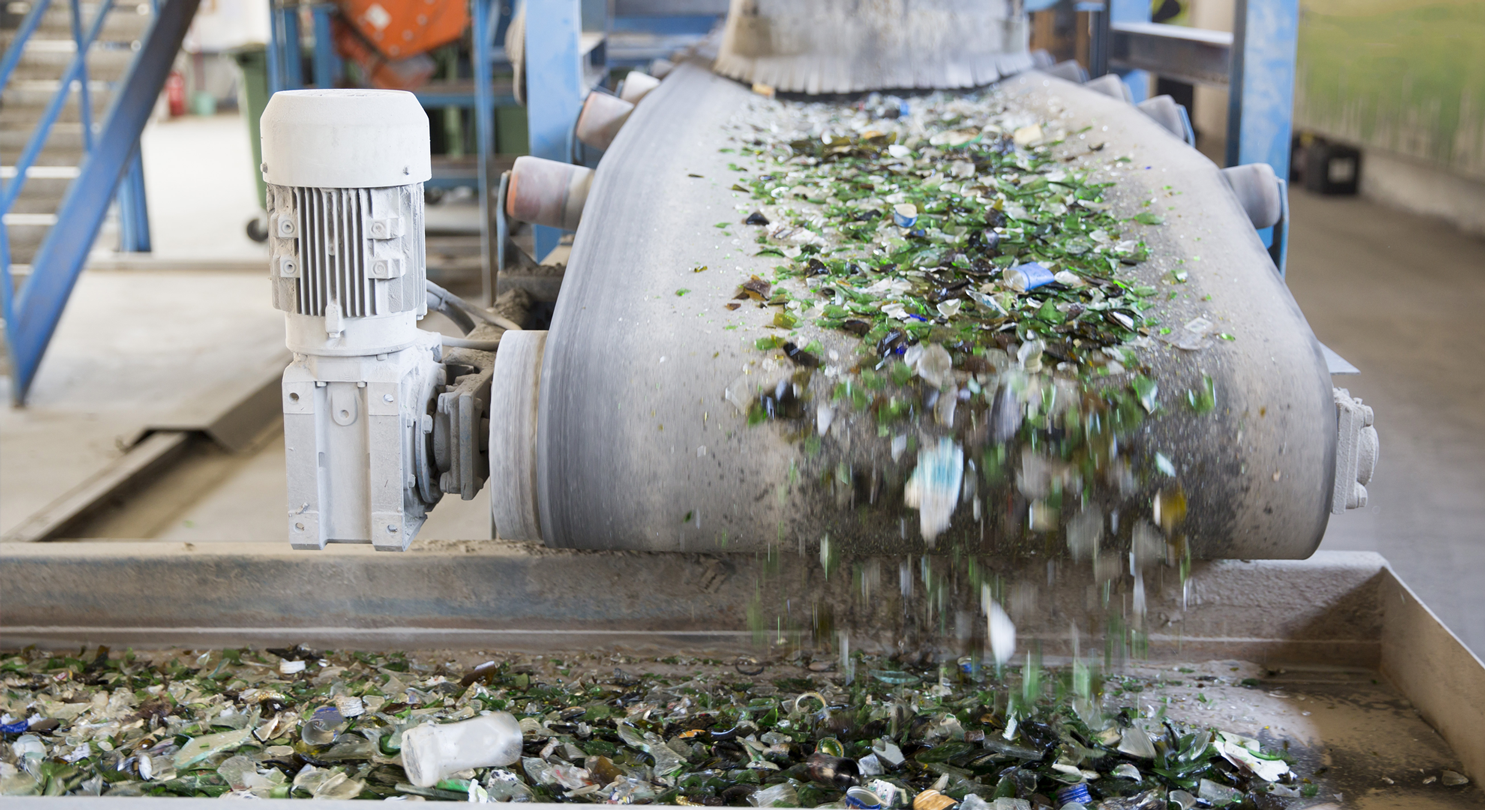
[136,113,268,263]
[1287,191,1485,657]
[1,113,1482,656]
[0,270,284,537]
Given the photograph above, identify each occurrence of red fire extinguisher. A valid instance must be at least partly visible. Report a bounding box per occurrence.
[166,70,186,117]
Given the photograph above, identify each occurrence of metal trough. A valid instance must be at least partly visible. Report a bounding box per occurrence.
[2,543,1482,806]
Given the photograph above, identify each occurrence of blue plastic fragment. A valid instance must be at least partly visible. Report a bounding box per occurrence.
[1005,261,1056,291]
[1,719,29,734]
[1057,783,1092,806]
[907,314,928,322]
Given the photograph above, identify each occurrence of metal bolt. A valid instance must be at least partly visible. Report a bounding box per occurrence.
[294,522,305,531]
[383,394,394,402]
[387,524,399,533]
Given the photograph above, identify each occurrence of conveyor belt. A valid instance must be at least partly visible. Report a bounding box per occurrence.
[515,62,1334,559]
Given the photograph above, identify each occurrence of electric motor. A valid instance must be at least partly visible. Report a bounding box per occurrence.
[262,89,446,551]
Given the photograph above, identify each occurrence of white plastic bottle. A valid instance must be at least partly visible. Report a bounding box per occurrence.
[400,712,522,787]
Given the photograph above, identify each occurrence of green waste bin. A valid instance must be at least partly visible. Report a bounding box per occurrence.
[231,46,271,241]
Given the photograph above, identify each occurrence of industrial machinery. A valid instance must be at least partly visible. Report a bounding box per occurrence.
[262,89,510,550]
[267,3,1377,561]
[714,0,1032,93]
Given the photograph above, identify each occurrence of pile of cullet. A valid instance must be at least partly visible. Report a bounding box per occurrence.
[0,647,1310,805]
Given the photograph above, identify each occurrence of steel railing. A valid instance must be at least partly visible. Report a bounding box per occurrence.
[1,0,198,404]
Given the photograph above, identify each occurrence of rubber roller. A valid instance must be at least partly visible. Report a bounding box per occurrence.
[618,71,662,104]
[575,91,635,152]
[504,156,592,231]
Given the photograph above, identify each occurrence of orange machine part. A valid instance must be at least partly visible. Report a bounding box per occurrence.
[337,0,468,60]
[333,16,437,90]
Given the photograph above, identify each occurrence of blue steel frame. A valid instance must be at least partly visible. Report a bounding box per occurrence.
[1227,0,1297,256]
[1098,0,1296,267]
[309,4,343,88]
[0,0,155,262]
[2,0,114,331]
[0,0,56,298]
[472,0,498,304]
[1107,0,1148,103]
[524,0,586,262]
[117,149,152,253]
[1226,0,1298,186]
[4,0,203,404]
[268,2,304,91]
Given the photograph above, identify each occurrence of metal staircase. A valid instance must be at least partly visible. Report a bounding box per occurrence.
[0,0,199,405]
[3,2,144,265]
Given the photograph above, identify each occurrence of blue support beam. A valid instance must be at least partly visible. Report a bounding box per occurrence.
[524,0,586,261]
[1227,0,1298,250]
[309,4,342,88]
[117,147,151,253]
[264,0,282,93]
[1108,0,1149,103]
[269,3,303,92]
[5,0,202,405]
[473,0,497,303]
[67,0,95,151]
[1227,0,1298,179]
[280,6,304,89]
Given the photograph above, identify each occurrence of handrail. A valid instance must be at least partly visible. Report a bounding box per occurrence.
[6,0,202,405]
[68,0,95,152]
[0,0,117,213]
[0,0,119,343]
[1,0,61,325]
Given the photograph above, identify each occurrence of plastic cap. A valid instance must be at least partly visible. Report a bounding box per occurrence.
[261,89,431,189]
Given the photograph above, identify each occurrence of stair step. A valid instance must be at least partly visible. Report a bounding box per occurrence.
[14,43,136,81]
[1,165,80,179]
[8,193,70,215]
[1,167,77,211]
[0,125,88,160]
[0,97,112,129]
[4,219,117,266]
[3,212,59,226]
[33,4,153,41]
[0,105,113,132]
[5,221,52,263]
[2,78,115,108]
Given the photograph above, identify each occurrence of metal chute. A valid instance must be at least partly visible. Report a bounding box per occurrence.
[713,0,1034,94]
